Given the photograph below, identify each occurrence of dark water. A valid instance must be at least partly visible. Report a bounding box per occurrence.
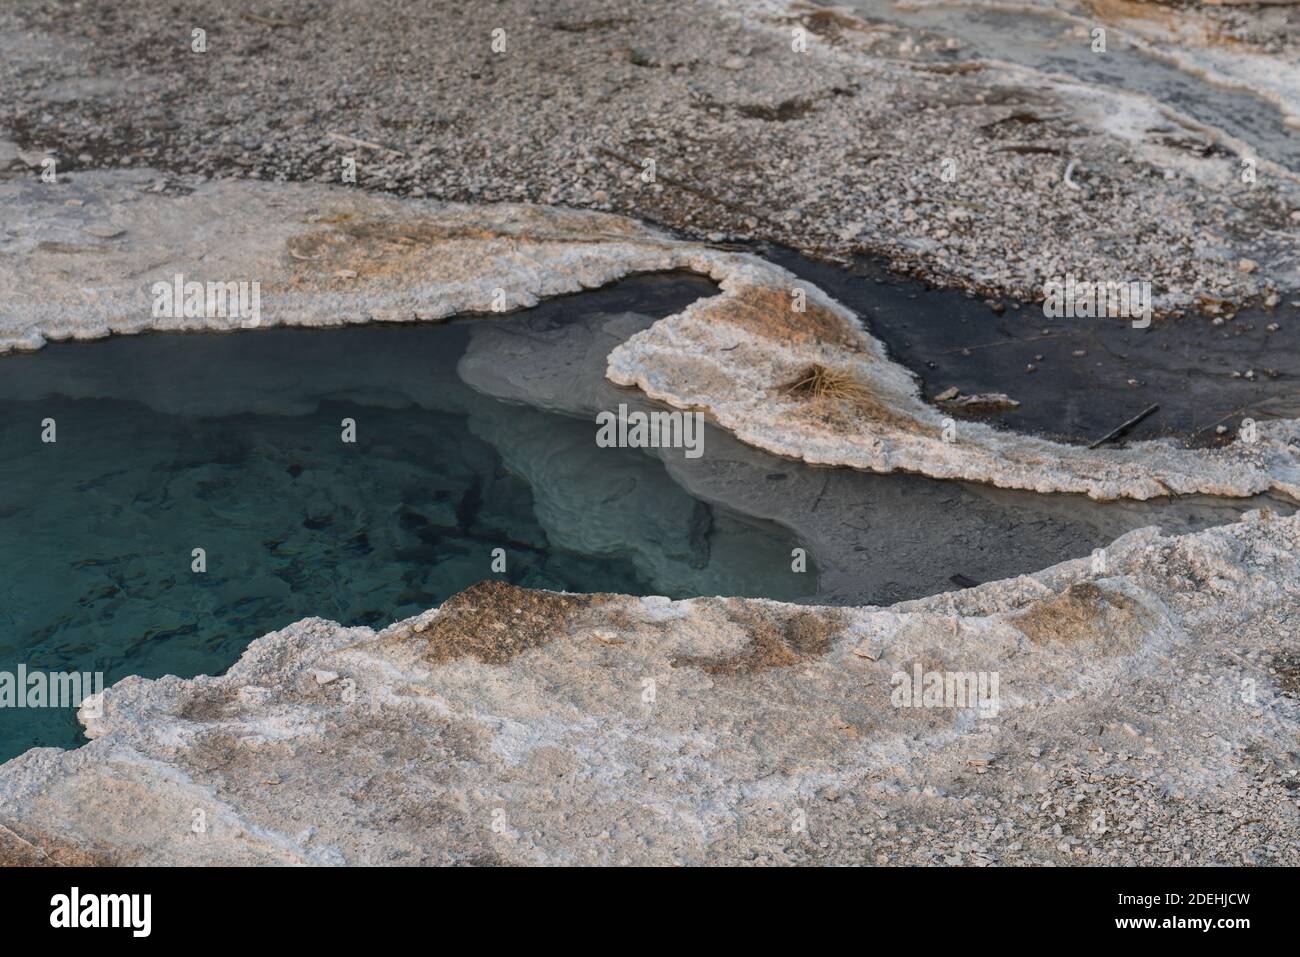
[0,265,1291,763]
[767,246,1300,446]
[0,274,812,761]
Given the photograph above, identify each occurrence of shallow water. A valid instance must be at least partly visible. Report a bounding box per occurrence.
[0,269,1291,762]
[0,275,807,760]
[832,0,1300,172]
[767,245,1300,445]
[458,291,1294,608]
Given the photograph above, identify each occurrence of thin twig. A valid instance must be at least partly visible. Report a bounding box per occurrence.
[1192,393,1299,437]
[326,132,405,158]
[939,333,1057,355]
[1088,403,1160,449]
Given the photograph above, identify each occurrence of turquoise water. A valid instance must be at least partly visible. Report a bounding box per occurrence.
[0,277,811,760]
[2,270,1283,763]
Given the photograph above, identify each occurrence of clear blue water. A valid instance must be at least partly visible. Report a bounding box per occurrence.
[1,268,1284,763]
[0,276,812,760]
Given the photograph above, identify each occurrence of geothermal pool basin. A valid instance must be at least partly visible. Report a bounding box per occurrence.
[0,270,1290,760]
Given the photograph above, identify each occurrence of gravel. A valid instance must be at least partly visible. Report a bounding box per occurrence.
[2,0,1297,311]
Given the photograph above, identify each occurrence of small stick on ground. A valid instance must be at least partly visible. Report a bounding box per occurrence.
[1192,394,1298,438]
[326,132,405,158]
[1088,403,1160,449]
[939,333,1058,355]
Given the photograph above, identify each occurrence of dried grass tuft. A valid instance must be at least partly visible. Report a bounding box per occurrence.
[779,363,870,401]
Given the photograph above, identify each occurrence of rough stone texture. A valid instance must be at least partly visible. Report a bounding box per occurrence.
[1,0,1296,311]
[3,175,1298,502]
[2,0,1299,864]
[2,511,1297,865]
[954,0,1300,130]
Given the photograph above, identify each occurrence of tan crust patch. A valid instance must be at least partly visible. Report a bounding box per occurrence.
[1012,582,1154,656]
[397,581,612,666]
[0,821,112,867]
[283,212,662,290]
[673,605,845,676]
[696,285,866,351]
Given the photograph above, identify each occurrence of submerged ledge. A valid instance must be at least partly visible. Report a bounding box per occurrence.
[2,509,1297,865]
[2,173,1298,502]
[0,0,1297,870]
[2,183,1298,864]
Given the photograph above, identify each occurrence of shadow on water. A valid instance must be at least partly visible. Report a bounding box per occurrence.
[0,264,1291,761]
[0,272,809,760]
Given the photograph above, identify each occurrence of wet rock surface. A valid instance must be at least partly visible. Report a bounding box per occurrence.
[459,300,1293,605]
[768,246,1300,445]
